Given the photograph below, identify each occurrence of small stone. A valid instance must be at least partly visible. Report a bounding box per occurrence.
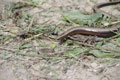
[91,62,98,68]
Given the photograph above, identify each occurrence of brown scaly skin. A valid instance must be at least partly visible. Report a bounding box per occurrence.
[57,1,120,42]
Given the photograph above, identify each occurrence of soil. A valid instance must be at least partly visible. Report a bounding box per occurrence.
[0,0,120,80]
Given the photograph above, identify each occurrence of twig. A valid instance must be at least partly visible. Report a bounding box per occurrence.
[97,46,120,53]
[24,33,43,42]
[72,40,120,53]
[110,21,120,25]
[18,15,35,36]
[18,1,44,9]
[27,15,35,31]
[0,47,16,53]
[110,40,120,47]
[0,47,55,59]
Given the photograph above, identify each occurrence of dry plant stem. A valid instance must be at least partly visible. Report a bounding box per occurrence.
[26,15,35,32]
[18,1,44,9]
[72,41,120,53]
[0,47,55,58]
[24,33,56,43]
[110,40,120,47]
[110,21,120,25]
[0,47,16,53]
[24,33,43,42]
[98,46,120,53]
[3,38,14,45]
[1,15,36,46]
[18,14,35,36]
[0,46,53,58]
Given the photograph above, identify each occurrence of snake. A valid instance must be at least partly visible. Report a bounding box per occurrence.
[57,1,120,41]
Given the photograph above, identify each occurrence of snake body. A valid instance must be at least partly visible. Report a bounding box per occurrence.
[57,1,120,41]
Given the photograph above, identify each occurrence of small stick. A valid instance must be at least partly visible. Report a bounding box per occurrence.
[72,40,120,53]
[0,47,16,53]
